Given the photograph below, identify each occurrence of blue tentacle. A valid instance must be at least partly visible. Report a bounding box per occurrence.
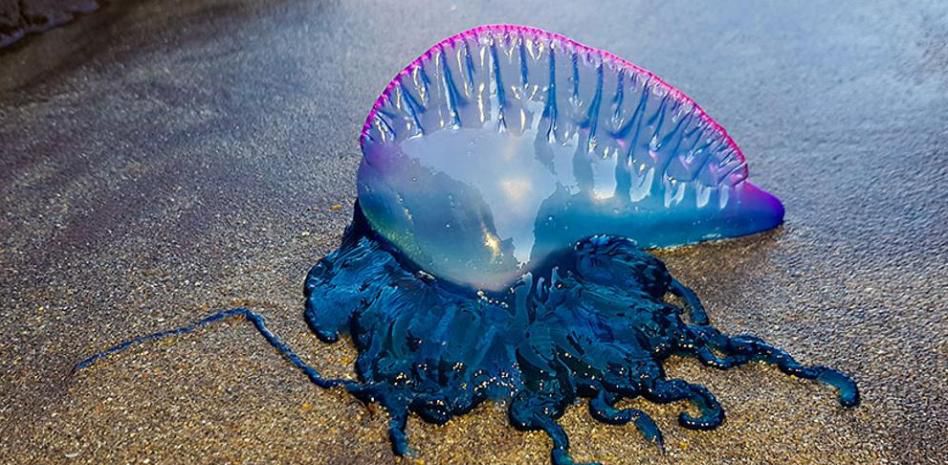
[73,307,353,390]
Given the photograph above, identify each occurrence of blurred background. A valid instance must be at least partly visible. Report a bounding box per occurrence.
[1,1,946,464]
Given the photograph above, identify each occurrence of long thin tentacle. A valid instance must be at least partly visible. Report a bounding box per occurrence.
[538,414,600,465]
[668,278,709,325]
[509,394,601,465]
[588,389,664,451]
[645,378,724,430]
[72,307,354,390]
[677,283,860,408]
[696,345,750,369]
[724,334,860,407]
[387,403,411,456]
[343,383,420,457]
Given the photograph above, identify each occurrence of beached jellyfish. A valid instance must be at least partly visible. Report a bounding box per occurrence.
[76,25,858,465]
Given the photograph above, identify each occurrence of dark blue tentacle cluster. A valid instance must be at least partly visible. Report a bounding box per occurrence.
[75,209,858,465]
[296,214,858,464]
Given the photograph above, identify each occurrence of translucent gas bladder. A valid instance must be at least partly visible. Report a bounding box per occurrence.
[358,25,784,290]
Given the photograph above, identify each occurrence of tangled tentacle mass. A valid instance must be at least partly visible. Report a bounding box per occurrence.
[77,205,858,465]
[304,207,859,464]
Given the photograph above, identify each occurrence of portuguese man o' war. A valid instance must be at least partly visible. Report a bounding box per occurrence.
[75,25,858,465]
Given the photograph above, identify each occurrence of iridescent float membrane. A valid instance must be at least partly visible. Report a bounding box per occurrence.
[75,25,856,465]
[359,25,784,290]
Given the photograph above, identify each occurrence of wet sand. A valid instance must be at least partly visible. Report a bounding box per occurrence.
[1,1,946,464]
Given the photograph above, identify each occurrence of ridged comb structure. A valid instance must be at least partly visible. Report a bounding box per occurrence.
[358,24,784,290]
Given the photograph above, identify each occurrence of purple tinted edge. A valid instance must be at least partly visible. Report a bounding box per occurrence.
[359,24,747,167]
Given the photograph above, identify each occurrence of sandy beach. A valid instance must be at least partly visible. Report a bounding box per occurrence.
[1,1,946,464]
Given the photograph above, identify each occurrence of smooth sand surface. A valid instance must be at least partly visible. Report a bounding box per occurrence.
[1,1,946,464]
